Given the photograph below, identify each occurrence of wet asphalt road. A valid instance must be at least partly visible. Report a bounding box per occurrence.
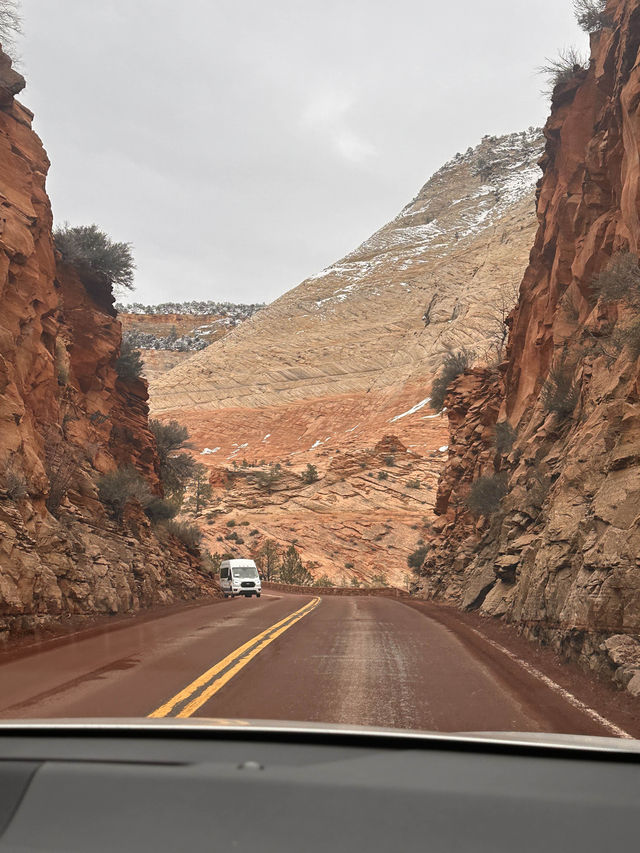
[0,592,626,735]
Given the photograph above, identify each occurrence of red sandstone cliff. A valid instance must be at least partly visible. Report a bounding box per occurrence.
[419,0,640,696]
[0,48,216,642]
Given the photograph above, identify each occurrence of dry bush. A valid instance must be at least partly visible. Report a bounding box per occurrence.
[539,48,587,94]
[541,357,580,420]
[466,474,508,517]
[494,422,516,455]
[591,252,640,307]
[163,519,203,553]
[430,349,472,411]
[97,466,151,520]
[45,434,78,515]
[0,458,27,500]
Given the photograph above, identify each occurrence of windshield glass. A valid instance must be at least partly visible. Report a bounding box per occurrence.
[232,568,259,579]
[0,0,638,744]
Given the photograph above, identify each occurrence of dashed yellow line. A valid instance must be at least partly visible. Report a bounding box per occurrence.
[149,597,321,719]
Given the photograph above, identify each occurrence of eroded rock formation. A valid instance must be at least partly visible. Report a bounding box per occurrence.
[419,0,640,694]
[0,49,215,642]
[148,131,542,585]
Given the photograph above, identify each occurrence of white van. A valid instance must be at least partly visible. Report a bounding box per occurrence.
[220,559,262,598]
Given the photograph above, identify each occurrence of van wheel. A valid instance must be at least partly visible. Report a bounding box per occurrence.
[256,593,261,598]
[223,593,229,599]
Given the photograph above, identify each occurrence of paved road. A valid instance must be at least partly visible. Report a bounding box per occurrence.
[0,592,628,735]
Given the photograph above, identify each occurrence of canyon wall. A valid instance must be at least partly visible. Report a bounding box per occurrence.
[419,0,640,695]
[0,49,216,643]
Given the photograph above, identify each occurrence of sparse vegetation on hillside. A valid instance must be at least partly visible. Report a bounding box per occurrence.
[256,466,283,493]
[430,349,472,411]
[123,328,208,354]
[574,0,609,32]
[115,300,265,317]
[116,338,144,381]
[54,224,135,292]
[466,474,508,517]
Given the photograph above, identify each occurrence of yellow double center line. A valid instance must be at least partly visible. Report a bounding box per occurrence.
[149,597,321,719]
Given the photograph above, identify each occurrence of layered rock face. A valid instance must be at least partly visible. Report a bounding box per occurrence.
[419,0,640,693]
[0,51,215,642]
[149,131,542,584]
[152,129,542,414]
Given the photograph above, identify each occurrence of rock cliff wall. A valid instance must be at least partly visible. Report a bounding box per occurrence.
[0,49,215,643]
[419,0,640,696]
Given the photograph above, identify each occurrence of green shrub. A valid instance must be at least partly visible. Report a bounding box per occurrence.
[378,471,389,481]
[407,546,429,571]
[54,224,135,291]
[371,572,389,587]
[573,0,609,32]
[98,466,151,520]
[430,349,472,411]
[541,358,580,420]
[163,519,203,552]
[407,479,421,490]
[302,463,319,484]
[345,562,354,569]
[145,497,178,523]
[240,520,250,526]
[226,519,237,527]
[149,419,197,498]
[383,455,396,467]
[494,422,517,455]
[313,575,334,588]
[116,338,144,381]
[466,475,508,517]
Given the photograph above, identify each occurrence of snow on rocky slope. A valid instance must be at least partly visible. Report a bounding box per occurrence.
[151,129,543,414]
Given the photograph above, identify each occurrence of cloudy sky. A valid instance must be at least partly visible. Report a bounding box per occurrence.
[19,0,587,305]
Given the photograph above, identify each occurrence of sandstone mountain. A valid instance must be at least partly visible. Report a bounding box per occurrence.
[418,0,640,696]
[0,50,216,642]
[150,130,544,586]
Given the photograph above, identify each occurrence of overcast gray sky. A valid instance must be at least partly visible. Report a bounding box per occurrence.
[19,0,587,305]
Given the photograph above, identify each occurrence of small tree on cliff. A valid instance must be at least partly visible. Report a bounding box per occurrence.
[573,0,609,32]
[279,545,313,586]
[116,337,144,381]
[54,224,135,292]
[256,466,283,493]
[430,349,472,411]
[184,464,213,517]
[149,419,198,500]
